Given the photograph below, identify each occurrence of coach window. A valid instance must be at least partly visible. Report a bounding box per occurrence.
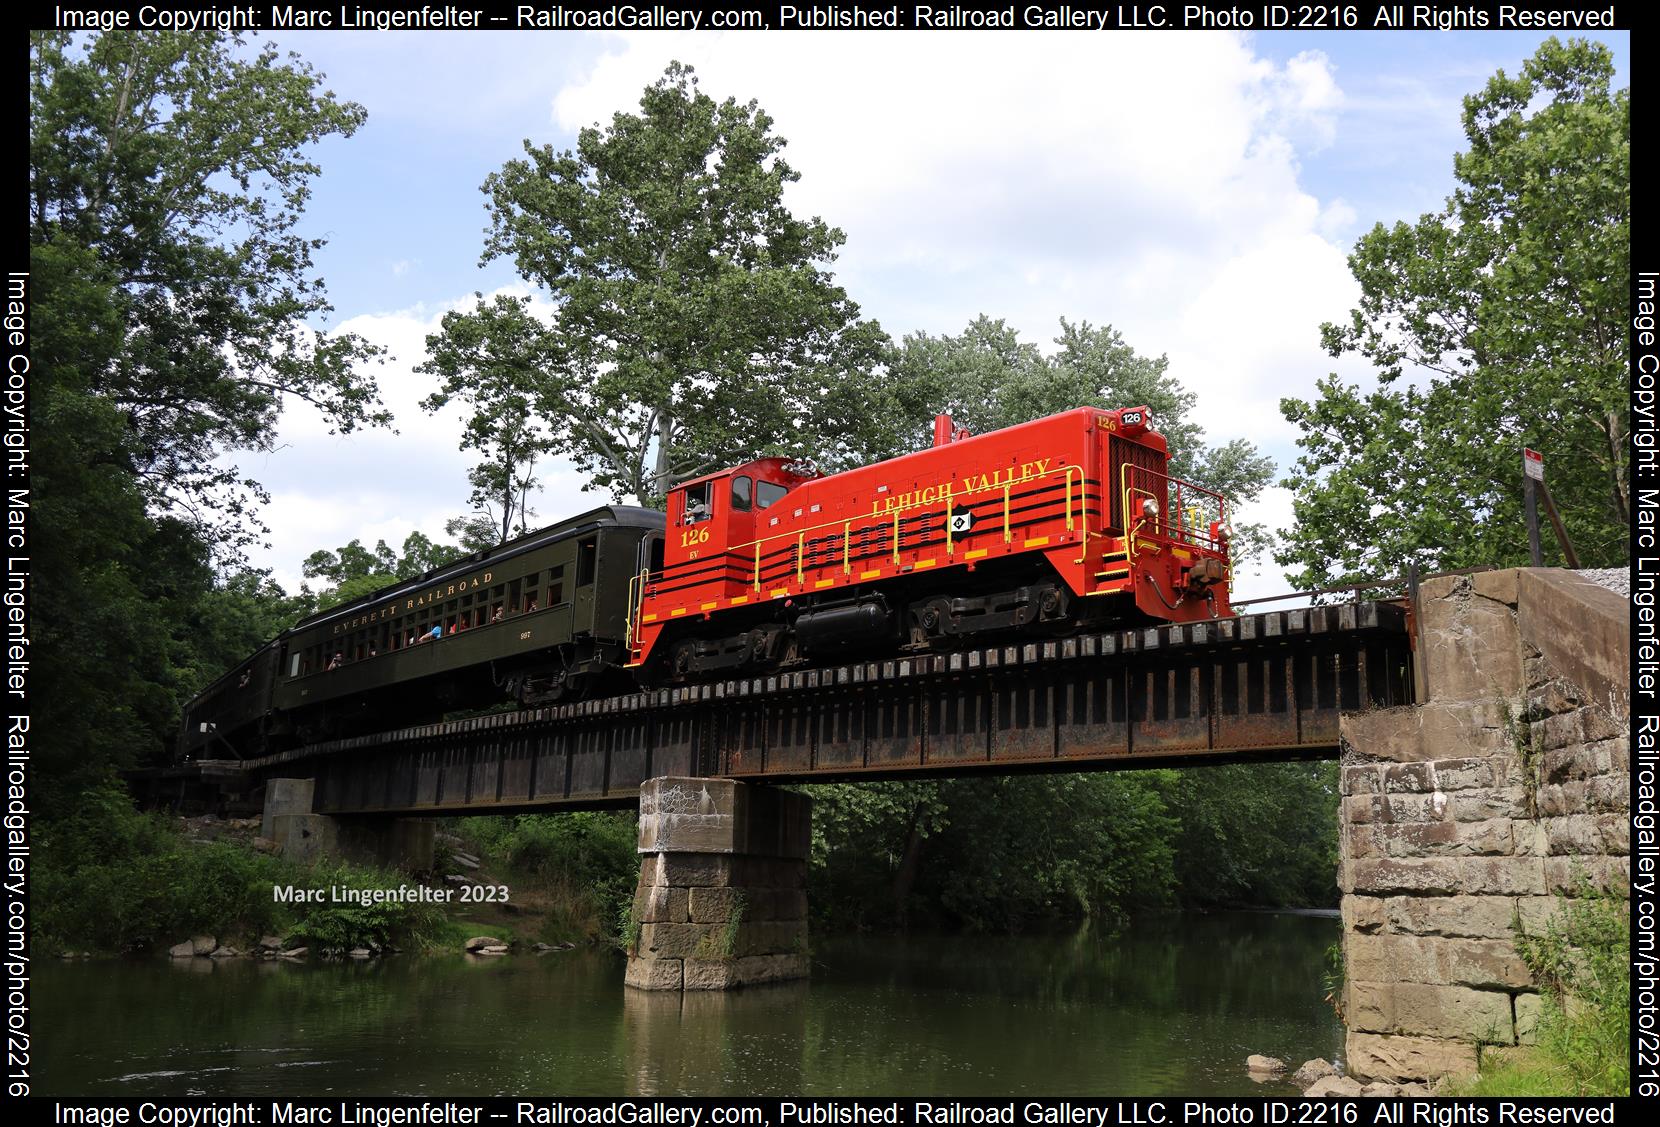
[731,475,753,512]
[290,653,301,677]
[756,481,788,511]
[547,565,565,606]
[577,538,597,586]
[683,482,712,524]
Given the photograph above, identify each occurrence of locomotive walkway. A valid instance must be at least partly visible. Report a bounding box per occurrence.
[207,598,1412,816]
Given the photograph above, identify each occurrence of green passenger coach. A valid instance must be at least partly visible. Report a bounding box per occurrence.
[178,506,663,759]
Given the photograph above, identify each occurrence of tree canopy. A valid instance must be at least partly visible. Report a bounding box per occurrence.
[31,31,387,549]
[1278,38,1630,587]
[30,32,380,804]
[419,295,558,544]
[302,532,470,611]
[841,316,1275,560]
[432,62,886,506]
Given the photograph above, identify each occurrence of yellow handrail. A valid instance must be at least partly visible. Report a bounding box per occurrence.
[625,567,650,648]
[728,462,1092,590]
[1065,463,1088,562]
[842,521,851,575]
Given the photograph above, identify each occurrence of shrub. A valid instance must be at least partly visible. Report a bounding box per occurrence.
[456,812,639,945]
[1511,882,1630,1095]
[36,781,454,955]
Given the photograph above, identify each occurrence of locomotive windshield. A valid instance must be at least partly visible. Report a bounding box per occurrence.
[756,481,787,510]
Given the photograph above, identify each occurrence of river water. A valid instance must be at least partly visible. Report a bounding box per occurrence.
[35,912,1340,1096]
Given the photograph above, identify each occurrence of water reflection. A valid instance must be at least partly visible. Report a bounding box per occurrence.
[37,913,1340,1097]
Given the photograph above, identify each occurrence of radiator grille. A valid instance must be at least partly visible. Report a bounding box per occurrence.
[1108,436,1169,529]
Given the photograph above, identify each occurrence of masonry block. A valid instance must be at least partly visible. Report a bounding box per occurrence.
[1381,895,1521,940]
[1514,993,1544,1045]
[1346,934,1531,990]
[688,886,745,924]
[1342,895,1385,934]
[1349,819,1514,859]
[624,956,683,991]
[1419,575,1524,702]
[261,778,315,841]
[1544,855,1628,895]
[633,885,690,924]
[1517,569,1630,723]
[269,811,434,871]
[1347,980,1515,1042]
[1346,1032,1477,1084]
[627,777,811,992]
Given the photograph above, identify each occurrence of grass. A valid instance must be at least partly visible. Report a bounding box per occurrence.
[1448,881,1629,1097]
[1458,1049,1596,1097]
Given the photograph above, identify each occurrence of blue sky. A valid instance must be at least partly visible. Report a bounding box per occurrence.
[243,29,1629,598]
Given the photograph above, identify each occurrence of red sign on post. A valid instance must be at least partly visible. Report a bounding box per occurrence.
[1523,448,1544,482]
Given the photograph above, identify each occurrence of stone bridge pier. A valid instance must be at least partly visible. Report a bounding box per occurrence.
[625,777,811,991]
[1337,569,1628,1084]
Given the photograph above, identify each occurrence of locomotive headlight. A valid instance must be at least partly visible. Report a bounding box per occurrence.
[1141,499,1160,519]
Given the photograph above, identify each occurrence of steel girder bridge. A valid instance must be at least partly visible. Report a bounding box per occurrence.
[184,600,1413,817]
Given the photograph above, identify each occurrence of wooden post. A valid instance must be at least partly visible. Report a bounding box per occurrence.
[1522,449,1546,566]
[1524,477,1544,566]
[1539,480,1581,568]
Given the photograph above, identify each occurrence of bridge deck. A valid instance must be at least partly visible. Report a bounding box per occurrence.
[204,601,1414,816]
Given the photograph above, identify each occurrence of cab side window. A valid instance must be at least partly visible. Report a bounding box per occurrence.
[683,482,713,524]
[731,475,752,512]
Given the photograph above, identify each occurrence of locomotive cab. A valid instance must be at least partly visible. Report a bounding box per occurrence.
[664,457,816,588]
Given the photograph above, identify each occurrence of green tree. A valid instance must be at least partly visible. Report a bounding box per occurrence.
[30,32,383,806]
[419,295,559,544]
[857,317,1275,559]
[1279,38,1629,587]
[302,531,469,610]
[31,31,387,549]
[1158,762,1340,908]
[464,61,886,505]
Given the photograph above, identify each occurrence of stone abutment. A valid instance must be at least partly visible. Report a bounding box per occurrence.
[1337,568,1629,1083]
[260,777,436,871]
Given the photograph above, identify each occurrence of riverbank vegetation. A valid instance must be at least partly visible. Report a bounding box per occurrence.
[36,781,454,956]
[1451,885,1630,1097]
[438,762,1339,949]
[452,812,640,946]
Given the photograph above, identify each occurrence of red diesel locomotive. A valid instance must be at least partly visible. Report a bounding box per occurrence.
[627,405,1232,679]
